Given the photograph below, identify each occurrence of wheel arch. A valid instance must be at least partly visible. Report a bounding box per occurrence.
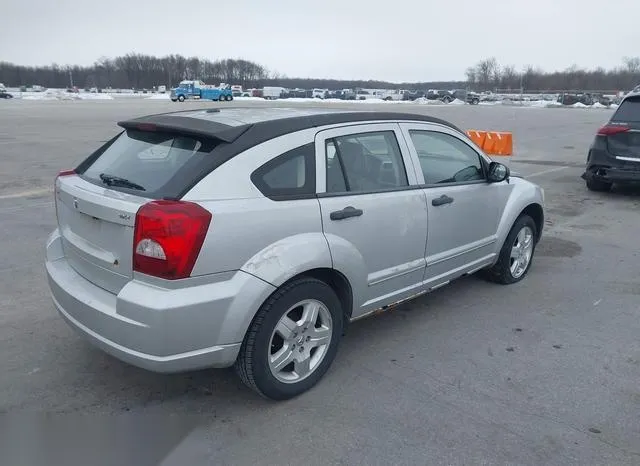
[520,202,544,242]
[274,268,354,334]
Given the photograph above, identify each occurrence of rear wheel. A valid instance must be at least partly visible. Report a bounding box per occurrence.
[481,215,537,285]
[586,178,612,192]
[235,278,343,400]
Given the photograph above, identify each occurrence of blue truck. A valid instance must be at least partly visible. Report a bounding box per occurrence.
[170,80,234,102]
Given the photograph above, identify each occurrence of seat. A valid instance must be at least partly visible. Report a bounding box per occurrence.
[339,141,380,191]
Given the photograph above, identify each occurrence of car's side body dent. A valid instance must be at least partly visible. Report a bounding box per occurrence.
[240,232,333,287]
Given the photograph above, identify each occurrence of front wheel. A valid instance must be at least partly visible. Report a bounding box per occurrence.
[226,94,233,101]
[235,278,344,400]
[177,95,185,102]
[481,215,537,285]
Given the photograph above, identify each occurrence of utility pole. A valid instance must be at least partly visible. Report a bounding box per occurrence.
[68,68,74,88]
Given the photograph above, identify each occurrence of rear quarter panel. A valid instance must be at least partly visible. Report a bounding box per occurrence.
[184,128,333,285]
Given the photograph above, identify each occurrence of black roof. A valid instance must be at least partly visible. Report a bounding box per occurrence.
[100,108,464,200]
[117,107,464,143]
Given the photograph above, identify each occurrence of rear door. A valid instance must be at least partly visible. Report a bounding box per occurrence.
[606,95,640,161]
[399,122,509,284]
[57,129,217,294]
[316,123,428,316]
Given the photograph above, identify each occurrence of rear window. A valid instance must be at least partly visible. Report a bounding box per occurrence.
[611,97,640,122]
[78,129,218,198]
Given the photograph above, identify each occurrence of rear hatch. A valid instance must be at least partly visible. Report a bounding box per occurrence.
[56,128,219,294]
[605,96,640,160]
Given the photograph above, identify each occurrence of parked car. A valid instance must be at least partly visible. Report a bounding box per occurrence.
[581,91,640,191]
[426,89,479,104]
[46,108,544,400]
[0,91,13,99]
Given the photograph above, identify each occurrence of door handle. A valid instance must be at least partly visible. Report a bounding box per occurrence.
[330,206,363,220]
[431,194,454,206]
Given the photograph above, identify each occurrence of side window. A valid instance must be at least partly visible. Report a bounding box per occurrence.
[325,131,408,193]
[251,143,316,199]
[409,130,485,185]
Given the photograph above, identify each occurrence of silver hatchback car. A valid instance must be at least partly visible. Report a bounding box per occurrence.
[46,108,544,400]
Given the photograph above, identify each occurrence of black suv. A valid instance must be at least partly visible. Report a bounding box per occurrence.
[581,92,640,191]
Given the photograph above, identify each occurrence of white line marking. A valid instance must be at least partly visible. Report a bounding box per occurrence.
[0,188,51,200]
[526,166,569,178]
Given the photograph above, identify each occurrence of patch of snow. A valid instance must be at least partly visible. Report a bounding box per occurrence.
[590,102,607,109]
[414,97,446,105]
[23,90,80,101]
[449,98,466,105]
[572,102,589,108]
[610,103,619,110]
[146,94,170,100]
[545,101,563,108]
[79,93,113,100]
[20,89,113,100]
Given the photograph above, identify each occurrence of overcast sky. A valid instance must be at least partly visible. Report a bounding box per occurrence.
[2,0,639,82]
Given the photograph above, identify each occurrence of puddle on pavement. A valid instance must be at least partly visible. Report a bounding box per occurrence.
[536,237,582,258]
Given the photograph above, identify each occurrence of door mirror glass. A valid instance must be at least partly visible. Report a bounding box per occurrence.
[487,161,509,182]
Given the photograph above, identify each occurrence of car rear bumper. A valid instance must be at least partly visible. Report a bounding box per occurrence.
[45,229,275,373]
[581,166,640,182]
[583,149,640,183]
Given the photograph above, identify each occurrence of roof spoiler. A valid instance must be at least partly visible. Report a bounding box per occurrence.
[117,114,250,143]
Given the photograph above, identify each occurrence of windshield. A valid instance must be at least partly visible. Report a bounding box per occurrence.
[80,129,217,197]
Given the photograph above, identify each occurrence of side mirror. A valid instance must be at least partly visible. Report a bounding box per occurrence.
[487,161,510,183]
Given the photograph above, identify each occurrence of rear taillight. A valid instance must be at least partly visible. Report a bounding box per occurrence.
[54,169,76,218]
[133,200,212,280]
[597,124,629,136]
[57,169,76,178]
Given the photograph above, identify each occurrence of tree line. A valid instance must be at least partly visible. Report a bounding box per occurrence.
[1,53,639,92]
[0,54,270,90]
[465,57,640,92]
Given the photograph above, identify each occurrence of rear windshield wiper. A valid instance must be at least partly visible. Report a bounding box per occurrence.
[99,173,146,191]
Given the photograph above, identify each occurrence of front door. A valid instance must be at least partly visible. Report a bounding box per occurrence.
[315,123,429,317]
[399,123,506,284]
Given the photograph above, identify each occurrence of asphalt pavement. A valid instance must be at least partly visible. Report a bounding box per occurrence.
[1,99,639,466]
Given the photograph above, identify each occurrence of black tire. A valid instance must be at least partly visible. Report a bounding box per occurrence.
[235,277,344,400]
[177,95,185,102]
[170,98,177,102]
[586,178,612,192]
[481,215,538,285]
[442,96,452,103]
[226,94,232,101]
[471,98,479,105]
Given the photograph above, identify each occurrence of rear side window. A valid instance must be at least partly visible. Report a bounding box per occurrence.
[325,130,408,193]
[251,143,316,200]
[78,129,218,197]
[611,97,640,122]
